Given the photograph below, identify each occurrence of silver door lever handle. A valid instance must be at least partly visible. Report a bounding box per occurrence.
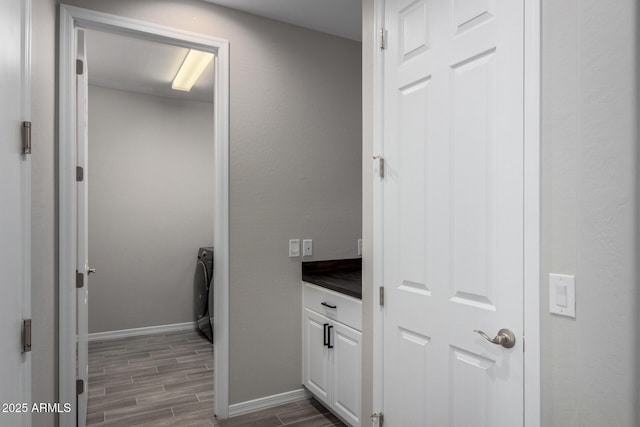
[474,328,516,349]
[88,268,96,275]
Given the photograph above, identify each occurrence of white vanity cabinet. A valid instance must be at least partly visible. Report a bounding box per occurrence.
[302,282,362,427]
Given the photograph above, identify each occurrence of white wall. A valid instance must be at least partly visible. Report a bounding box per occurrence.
[541,0,639,425]
[87,85,214,333]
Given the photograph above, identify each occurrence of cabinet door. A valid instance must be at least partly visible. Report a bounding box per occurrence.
[331,321,362,427]
[303,308,331,406]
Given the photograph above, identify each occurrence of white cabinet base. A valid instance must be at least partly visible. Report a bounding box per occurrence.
[302,282,362,427]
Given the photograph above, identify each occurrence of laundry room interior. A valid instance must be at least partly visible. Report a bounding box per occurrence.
[85,29,216,336]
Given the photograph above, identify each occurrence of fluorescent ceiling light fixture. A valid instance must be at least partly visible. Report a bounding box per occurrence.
[172,49,214,92]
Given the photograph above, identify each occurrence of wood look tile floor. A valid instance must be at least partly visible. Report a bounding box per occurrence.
[87,329,214,426]
[87,330,345,427]
[215,399,345,427]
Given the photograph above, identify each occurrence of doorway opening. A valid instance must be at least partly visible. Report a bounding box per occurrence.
[82,28,215,342]
[59,5,230,425]
[84,26,215,424]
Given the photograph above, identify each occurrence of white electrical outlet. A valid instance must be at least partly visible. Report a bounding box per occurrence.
[289,239,300,257]
[357,239,362,256]
[303,239,313,256]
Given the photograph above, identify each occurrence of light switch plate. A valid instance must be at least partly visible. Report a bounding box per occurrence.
[302,239,313,256]
[549,273,576,318]
[289,239,300,257]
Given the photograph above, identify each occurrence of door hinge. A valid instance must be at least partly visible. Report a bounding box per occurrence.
[76,59,84,75]
[373,155,384,178]
[76,379,84,395]
[76,166,84,182]
[371,412,384,426]
[21,121,31,155]
[76,270,84,288]
[22,319,32,353]
[379,28,387,50]
[379,286,385,307]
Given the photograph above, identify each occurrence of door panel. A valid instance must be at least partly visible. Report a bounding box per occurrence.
[399,0,429,62]
[450,48,497,311]
[383,0,525,424]
[395,327,430,426]
[332,322,361,426]
[453,0,495,34]
[398,76,429,296]
[450,346,496,427]
[302,308,330,405]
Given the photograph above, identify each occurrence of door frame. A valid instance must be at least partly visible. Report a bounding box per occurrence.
[58,5,230,424]
[370,0,541,425]
[20,0,32,425]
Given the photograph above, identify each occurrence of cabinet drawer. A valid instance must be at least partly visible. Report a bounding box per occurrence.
[303,282,361,331]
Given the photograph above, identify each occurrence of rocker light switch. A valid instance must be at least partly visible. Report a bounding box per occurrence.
[556,284,568,307]
[549,273,575,318]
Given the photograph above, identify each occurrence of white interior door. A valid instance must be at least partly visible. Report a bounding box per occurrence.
[76,29,89,427]
[382,0,525,425]
[0,0,31,425]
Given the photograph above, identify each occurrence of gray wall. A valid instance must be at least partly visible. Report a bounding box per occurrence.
[540,0,639,425]
[87,85,214,333]
[31,0,362,409]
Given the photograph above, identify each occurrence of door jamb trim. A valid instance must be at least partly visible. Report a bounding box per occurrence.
[20,1,32,426]
[58,5,230,424]
[371,0,385,419]
[523,0,541,424]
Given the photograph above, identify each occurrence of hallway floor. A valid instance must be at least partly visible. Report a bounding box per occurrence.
[87,329,344,426]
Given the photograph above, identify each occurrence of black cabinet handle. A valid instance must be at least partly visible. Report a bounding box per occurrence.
[323,323,329,347]
[327,325,334,349]
[321,302,337,309]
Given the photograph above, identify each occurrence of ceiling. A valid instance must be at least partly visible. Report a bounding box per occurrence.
[85,29,215,103]
[84,1,361,102]
[203,0,362,41]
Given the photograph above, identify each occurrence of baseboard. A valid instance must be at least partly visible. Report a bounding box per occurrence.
[88,321,197,342]
[228,388,312,417]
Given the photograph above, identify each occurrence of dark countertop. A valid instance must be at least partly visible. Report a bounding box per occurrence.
[302,258,362,299]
